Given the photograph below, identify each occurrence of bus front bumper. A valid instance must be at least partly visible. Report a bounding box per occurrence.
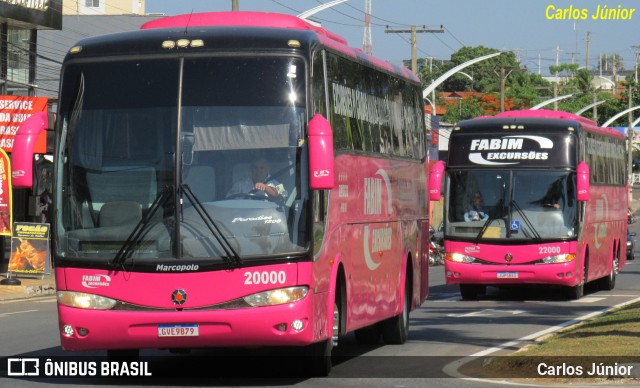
[57,291,326,352]
[444,261,579,287]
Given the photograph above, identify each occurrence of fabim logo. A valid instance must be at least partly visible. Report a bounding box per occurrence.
[468,135,553,165]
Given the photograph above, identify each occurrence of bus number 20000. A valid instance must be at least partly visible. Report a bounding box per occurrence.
[244,271,286,285]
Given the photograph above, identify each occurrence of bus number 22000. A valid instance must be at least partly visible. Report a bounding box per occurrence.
[244,271,286,285]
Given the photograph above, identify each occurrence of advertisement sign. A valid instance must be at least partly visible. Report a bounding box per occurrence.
[0,96,48,153]
[0,149,12,235]
[447,132,576,168]
[8,222,50,276]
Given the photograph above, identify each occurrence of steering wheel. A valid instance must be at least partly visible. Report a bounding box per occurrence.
[227,189,282,204]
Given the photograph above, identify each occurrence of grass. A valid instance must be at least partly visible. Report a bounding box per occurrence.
[459,301,640,384]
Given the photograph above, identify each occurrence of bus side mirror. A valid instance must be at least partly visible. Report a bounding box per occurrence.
[12,111,49,188]
[428,160,445,201]
[308,114,335,190]
[576,161,590,201]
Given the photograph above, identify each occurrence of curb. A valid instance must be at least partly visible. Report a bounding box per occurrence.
[0,278,56,301]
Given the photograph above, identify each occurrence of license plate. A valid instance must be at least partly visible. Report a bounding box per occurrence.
[158,324,199,337]
[497,272,518,279]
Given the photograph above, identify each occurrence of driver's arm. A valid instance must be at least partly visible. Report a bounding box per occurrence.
[255,182,278,198]
[255,181,287,199]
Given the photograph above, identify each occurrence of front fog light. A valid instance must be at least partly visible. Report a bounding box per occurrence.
[62,324,75,337]
[291,320,304,332]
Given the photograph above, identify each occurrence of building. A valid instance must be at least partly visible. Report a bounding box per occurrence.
[63,0,146,15]
[0,1,62,96]
[0,0,63,276]
[0,0,159,276]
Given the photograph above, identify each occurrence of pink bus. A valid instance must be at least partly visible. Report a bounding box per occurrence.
[12,12,429,375]
[429,109,628,300]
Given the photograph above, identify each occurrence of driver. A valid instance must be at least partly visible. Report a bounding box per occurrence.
[227,158,288,200]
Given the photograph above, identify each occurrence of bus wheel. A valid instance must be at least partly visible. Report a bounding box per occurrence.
[600,251,619,291]
[565,260,587,300]
[381,277,410,345]
[306,339,332,377]
[306,299,338,376]
[460,284,484,300]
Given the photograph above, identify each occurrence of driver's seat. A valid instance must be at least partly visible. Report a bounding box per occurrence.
[184,165,216,203]
[232,163,251,186]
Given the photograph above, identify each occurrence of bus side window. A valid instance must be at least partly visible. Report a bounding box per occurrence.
[312,190,329,257]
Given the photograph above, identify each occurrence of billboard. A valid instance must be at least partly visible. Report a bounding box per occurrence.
[0,96,48,153]
[8,222,51,276]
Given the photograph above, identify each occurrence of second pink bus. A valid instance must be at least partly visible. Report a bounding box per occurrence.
[430,109,628,300]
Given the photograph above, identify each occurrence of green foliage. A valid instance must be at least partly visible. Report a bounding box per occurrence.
[417,46,636,124]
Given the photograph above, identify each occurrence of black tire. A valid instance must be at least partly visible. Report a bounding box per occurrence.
[380,277,410,345]
[565,259,587,300]
[354,324,381,345]
[600,251,619,291]
[306,339,332,377]
[306,298,339,376]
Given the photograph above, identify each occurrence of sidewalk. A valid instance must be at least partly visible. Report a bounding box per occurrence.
[0,273,56,301]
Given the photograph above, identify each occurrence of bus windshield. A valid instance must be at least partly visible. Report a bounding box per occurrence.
[446,170,577,241]
[55,56,308,266]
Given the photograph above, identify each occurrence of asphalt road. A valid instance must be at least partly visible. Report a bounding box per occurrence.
[1,218,639,387]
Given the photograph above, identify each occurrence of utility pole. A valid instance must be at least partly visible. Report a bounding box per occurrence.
[629,46,639,184]
[553,46,563,67]
[363,0,373,55]
[497,67,513,112]
[633,45,640,87]
[585,31,591,70]
[232,0,239,11]
[385,25,444,74]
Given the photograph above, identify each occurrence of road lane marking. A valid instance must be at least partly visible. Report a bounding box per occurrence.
[0,309,38,317]
[447,309,525,317]
[0,296,55,305]
[570,296,605,303]
[443,295,640,382]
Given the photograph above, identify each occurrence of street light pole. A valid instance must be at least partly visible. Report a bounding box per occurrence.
[422,52,502,116]
[530,94,574,110]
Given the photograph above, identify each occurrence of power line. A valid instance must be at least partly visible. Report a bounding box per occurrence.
[385,25,444,73]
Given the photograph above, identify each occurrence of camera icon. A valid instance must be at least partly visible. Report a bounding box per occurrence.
[7,358,40,376]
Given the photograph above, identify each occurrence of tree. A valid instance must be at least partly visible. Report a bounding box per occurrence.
[598,53,625,73]
[441,95,487,123]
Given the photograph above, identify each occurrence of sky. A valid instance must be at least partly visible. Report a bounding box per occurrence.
[145,0,639,76]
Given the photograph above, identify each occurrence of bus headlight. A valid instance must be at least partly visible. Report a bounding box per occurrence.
[541,253,576,264]
[243,286,309,307]
[57,291,117,310]
[446,253,476,263]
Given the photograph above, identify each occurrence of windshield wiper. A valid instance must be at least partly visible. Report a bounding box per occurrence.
[510,199,543,243]
[110,185,173,269]
[181,184,242,268]
[473,215,497,246]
